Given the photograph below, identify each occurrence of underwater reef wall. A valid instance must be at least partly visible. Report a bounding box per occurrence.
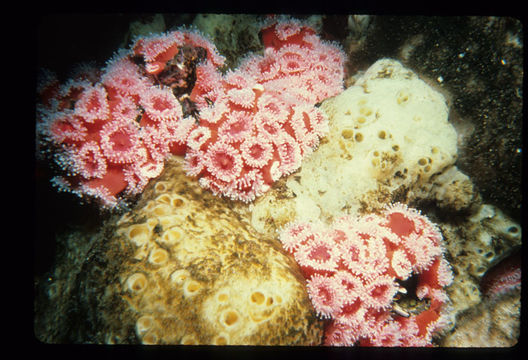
[35,14,522,347]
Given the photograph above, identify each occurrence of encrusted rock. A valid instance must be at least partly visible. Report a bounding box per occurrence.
[41,156,323,345]
[440,290,520,347]
[439,203,521,317]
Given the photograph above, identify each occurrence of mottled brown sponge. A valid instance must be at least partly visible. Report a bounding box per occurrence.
[113,156,323,345]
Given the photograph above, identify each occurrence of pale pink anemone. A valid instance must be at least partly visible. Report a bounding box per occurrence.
[278,202,453,347]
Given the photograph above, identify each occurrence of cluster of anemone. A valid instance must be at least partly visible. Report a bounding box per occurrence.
[279,203,454,346]
[183,20,345,202]
[37,19,345,207]
[36,29,225,208]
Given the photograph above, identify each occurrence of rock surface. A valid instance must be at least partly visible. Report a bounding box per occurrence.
[440,290,520,347]
[35,157,323,345]
[342,16,522,222]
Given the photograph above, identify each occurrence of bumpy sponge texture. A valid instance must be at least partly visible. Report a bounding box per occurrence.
[439,204,521,316]
[114,156,323,345]
[251,59,459,236]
